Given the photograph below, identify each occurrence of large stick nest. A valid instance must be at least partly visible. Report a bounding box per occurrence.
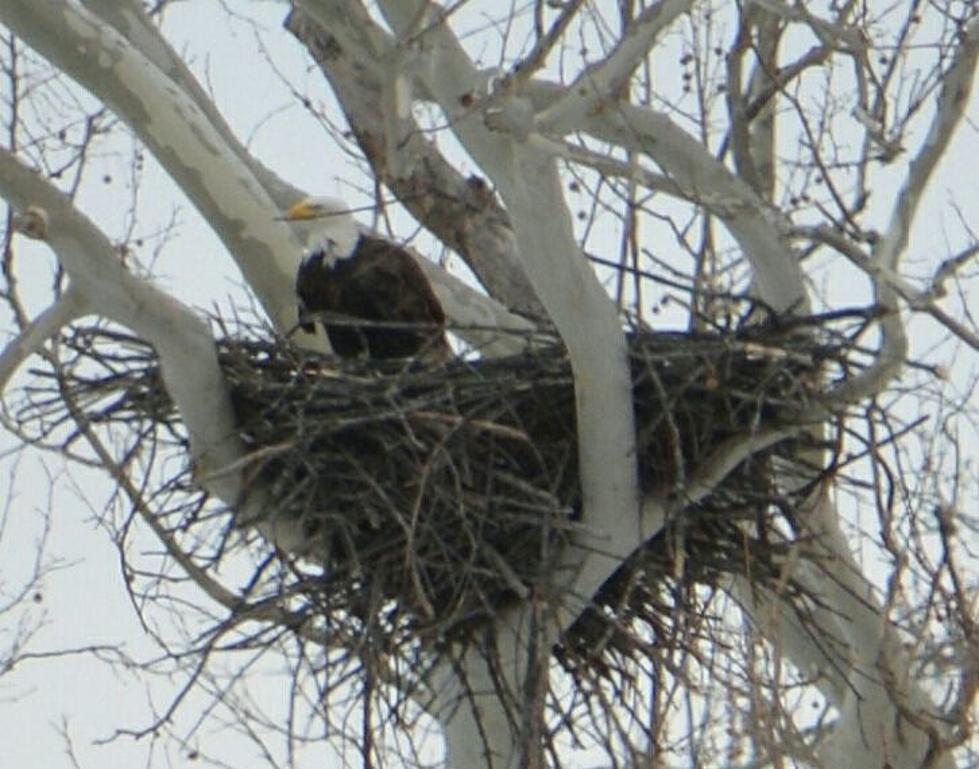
[21,316,853,676]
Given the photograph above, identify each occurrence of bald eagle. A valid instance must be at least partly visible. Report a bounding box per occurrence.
[283,197,451,362]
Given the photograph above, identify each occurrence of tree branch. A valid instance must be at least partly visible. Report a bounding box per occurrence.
[370,3,646,763]
[0,0,318,344]
[0,150,246,506]
[0,284,86,392]
[534,0,691,133]
[799,225,979,359]
[287,2,544,317]
[79,0,306,209]
[821,14,979,402]
[746,487,958,769]
[531,82,809,313]
[378,0,644,623]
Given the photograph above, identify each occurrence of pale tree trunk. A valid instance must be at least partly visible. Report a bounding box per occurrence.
[302,2,978,766]
[0,1,309,336]
[358,0,802,764]
[0,1,526,358]
[741,488,956,769]
[1,2,977,768]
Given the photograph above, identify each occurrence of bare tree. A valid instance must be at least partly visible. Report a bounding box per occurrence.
[1,2,978,768]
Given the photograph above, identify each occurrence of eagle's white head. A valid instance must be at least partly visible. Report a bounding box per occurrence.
[281,195,360,263]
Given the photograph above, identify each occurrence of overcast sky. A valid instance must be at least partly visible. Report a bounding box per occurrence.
[2,3,978,769]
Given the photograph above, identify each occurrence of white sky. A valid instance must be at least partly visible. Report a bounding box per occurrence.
[1,2,978,769]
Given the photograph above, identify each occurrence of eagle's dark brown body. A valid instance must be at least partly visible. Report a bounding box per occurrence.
[296,235,450,361]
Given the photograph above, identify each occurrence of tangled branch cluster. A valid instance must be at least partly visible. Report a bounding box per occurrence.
[14,316,857,679]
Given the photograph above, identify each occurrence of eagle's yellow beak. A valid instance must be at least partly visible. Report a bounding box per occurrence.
[281,199,318,221]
